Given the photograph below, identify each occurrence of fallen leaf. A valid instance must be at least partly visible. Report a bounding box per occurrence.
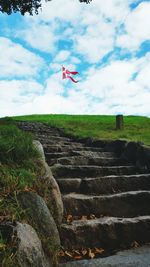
[74,255,82,260]
[66,215,73,224]
[74,250,81,255]
[81,215,88,221]
[88,249,95,259]
[112,187,116,193]
[65,251,73,258]
[89,214,96,219]
[131,241,140,248]
[81,249,88,256]
[58,250,65,257]
[95,247,105,254]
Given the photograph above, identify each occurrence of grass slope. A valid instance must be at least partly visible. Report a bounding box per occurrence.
[0,118,45,266]
[13,114,150,145]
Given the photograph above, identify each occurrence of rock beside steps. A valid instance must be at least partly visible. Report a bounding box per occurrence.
[17,121,150,266]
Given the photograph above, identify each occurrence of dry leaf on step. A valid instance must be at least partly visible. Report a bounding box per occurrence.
[88,248,95,259]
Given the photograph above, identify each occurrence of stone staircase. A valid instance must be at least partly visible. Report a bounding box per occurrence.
[17,121,150,266]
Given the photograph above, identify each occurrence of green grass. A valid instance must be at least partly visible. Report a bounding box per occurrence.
[13,114,150,146]
[0,118,45,266]
[0,125,38,165]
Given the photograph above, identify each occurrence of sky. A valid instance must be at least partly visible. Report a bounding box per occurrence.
[0,0,150,117]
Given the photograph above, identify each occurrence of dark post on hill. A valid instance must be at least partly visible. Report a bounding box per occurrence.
[116,115,124,130]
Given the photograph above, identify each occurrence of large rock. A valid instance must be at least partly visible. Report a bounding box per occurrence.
[33,140,63,226]
[121,142,142,164]
[143,145,150,170]
[0,222,51,267]
[33,140,46,161]
[17,191,60,266]
[16,222,51,267]
[105,140,127,156]
[121,142,150,172]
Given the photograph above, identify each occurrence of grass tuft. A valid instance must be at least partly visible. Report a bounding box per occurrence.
[0,123,38,165]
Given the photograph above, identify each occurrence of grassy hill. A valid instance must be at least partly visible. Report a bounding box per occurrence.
[13,114,150,146]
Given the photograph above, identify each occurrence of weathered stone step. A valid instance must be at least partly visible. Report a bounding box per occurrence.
[43,145,65,153]
[57,174,150,194]
[57,178,82,193]
[43,142,84,150]
[35,132,60,137]
[43,145,107,154]
[51,165,138,179]
[71,147,105,152]
[45,152,70,160]
[44,145,84,153]
[59,245,150,267]
[52,156,123,166]
[36,136,71,143]
[72,151,117,158]
[60,216,150,250]
[63,191,150,217]
[18,125,51,132]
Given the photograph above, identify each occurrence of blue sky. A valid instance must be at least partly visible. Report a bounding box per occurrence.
[0,0,150,117]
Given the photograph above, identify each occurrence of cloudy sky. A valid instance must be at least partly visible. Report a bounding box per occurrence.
[0,0,150,117]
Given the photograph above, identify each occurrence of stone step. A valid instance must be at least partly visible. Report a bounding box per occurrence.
[52,156,124,166]
[59,245,150,267]
[44,145,66,153]
[45,152,70,160]
[60,216,150,250]
[43,142,84,150]
[57,178,82,193]
[43,145,107,154]
[37,136,71,143]
[36,130,59,134]
[18,125,50,132]
[72,151,117,158]
[62,191,150,217]
[35,132,60,137]
[57,174,150,194]
[51,165,138,179]
[71,147,105,152]
[44,145,83,153]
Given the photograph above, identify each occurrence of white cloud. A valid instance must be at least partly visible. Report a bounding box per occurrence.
[0,37,44,78]
[74,20,115,63]
[0,80,44,117]
[19,0,131,62]
[45,72,64,95]
[0,0,149,117]
[16,23,57,52]
[0,51,149,117]
[55,50,71,62]
[78,53,150,115]
[117,2,150,50]
[35,0,81,23]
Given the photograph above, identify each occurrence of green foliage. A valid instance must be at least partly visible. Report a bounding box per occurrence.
[0,164,37,195]
[0,0,92,15]
[13,114,150,145]
[0,119,46,266]
[0,118,44,222]
[0,229,19,267]
[0,117,14,125]
[0,123,38,165]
